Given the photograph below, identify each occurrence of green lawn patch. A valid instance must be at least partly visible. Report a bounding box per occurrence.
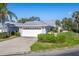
[31,41,79,51]
[0,36,17,42]
[31,42,53,51]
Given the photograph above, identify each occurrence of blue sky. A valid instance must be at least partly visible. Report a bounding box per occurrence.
[8,3,79,21]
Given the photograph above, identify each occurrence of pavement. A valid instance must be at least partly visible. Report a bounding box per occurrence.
[0,37,37,56]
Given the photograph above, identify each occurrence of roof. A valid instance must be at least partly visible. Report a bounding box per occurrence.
[44,20,56,27]
[0,21,55,28]
[15,21,49,27]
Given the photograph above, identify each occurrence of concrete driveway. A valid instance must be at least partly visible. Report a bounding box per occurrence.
[0,37,37,55]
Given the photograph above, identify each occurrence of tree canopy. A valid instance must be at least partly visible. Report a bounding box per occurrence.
[17,16,40,23]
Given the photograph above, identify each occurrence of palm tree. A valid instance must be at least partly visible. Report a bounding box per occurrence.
[72,11,79,32]
[62,17,72,31]
[0,3,17,33]
[55,20,61,33]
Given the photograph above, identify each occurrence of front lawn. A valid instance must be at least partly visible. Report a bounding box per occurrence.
[31,32,79,51]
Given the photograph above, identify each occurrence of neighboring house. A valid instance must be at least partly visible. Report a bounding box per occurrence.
[0,22,19,33]
[0,23,8,32]
[16,21,54,37]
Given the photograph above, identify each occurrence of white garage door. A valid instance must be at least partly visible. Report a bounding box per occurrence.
[20,29,42,37]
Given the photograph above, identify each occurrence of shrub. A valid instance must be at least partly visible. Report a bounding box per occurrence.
[0,32,9,39]
[11,32,15,35]
[38,34,56,43]
[56,32,79,43]
[15,32,20,36]
[38,32,79,44]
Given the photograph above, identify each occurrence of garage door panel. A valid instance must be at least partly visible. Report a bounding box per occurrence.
[21,29,42,37]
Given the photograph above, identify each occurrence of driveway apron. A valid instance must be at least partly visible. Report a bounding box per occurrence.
[0,37,37,55]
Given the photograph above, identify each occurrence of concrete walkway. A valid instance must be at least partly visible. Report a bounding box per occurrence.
[0,37,37,55]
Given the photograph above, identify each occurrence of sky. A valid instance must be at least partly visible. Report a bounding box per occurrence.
[7,3,79,21]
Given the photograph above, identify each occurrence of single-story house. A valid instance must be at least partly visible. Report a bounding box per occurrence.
[16,21,54,37]
[0,21,55,37]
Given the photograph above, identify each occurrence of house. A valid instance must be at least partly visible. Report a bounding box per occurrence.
[0,21,55,37]
[0,22,19,33]
[16,21,54,37]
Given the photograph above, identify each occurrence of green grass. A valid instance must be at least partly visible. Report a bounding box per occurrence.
[31,32,79,51]
[0,36,17,42]
[31,42,65,51]
[31,41,79,51]
[31,42,53,51]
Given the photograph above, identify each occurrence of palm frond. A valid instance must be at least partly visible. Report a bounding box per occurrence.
[8,10,18,20]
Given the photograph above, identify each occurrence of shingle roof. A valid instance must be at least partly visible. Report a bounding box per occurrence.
[14,21,56,27]
[24,21,48,26]
[0,21,56,28]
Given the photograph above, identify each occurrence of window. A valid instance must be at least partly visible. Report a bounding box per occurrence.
[23,27,41,30]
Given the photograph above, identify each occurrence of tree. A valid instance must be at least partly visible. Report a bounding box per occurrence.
[17,18,29,23]
[61,17,73,31]
[55,20,61,33]
[17,16,40,23]
[29,16,40,21]
[72,11,79,32]
[0,3,17,33]
[55,20,61,27]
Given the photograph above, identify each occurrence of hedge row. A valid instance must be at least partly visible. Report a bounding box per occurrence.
[38,32,79,43]
[0,32,10,39]
[0,32,20,39]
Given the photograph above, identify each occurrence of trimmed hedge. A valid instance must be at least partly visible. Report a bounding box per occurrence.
[38,34,56,43]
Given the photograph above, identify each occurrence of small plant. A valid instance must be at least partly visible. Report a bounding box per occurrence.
[15,32,20,36]
[38,34,56,43]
